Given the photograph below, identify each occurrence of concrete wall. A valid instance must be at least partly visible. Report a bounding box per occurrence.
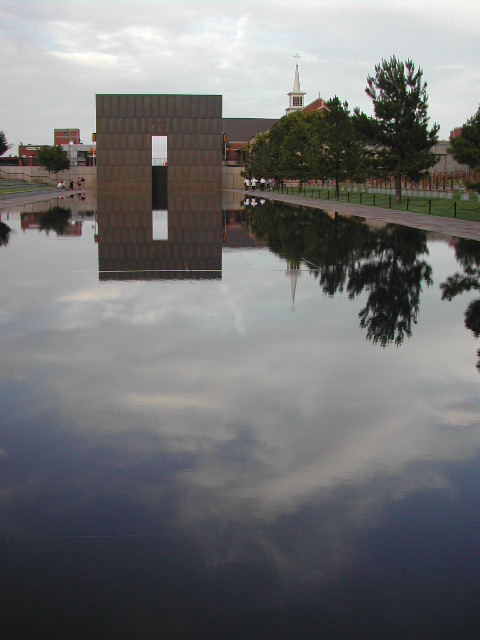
[2,164,244,194]
[223,165,243,190]
[0,165,97,190]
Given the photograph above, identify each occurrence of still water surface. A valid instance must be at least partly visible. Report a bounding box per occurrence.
[1,195,480,638]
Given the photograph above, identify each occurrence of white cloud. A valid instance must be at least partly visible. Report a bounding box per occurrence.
[1,0,478,148]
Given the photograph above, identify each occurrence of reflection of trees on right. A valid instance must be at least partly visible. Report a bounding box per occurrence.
[440,239,480,372]
[348,225,432,346]
[245,201,432,346]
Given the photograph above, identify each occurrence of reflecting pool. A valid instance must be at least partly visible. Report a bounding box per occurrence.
[1,193,480,639]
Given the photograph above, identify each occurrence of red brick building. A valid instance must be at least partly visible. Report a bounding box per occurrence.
[18,145,47,166]
[449,127,463,141]
[54,129,81,145]
[302,97,329,113]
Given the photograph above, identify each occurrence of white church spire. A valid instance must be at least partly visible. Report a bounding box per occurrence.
[286,53,306,115]
[292,59,301,92]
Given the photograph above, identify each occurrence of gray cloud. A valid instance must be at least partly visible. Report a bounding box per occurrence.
[1,0,479,152]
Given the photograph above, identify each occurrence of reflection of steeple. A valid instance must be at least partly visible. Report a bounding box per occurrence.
[286,54,306,115]
[286,260,301,311]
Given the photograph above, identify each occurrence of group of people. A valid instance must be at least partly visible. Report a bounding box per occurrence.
[57,177,86,191]
[244,176,273,192]
[244,177,285,192]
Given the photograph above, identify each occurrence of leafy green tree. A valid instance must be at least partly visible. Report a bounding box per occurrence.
[245,101,368,192]
[279,112,312,188]
[354,56,439,203]
[0,130,11,156]
[314,98,365,197]
[36,145,70,178]
[449,106,480,192]
[243,133,270,179]
[246,112,314,187]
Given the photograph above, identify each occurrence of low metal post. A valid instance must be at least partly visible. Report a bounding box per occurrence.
[428,200,431,215]
[407,197,409,211]
[373,194,376,206]
[454,202,457,218]
[389,195,391,208]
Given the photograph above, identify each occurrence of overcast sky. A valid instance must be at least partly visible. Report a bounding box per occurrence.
[1,0,479,153]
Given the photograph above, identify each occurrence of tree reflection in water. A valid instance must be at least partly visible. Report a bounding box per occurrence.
[0,220,12,247]
[245,200,432,347]
[37,205,72,235]
[441,239,480,372]
[349,225,432,346]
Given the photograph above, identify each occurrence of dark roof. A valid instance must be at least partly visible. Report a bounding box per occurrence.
[223,118,278,143]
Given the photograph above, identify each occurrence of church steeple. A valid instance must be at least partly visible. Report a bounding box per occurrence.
[286,53,306,115]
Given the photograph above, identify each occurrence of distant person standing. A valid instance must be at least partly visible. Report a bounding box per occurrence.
[251,176,257,192]
[244,177,250,192]
[260,177,266,191]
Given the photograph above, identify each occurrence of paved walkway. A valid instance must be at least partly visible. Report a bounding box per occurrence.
[0,187,78,209]
[226,188,480,242]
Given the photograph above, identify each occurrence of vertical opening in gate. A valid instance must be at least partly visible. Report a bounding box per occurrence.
[152,135,168,240]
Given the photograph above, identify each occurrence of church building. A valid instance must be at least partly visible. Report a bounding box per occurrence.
[223,55,329,166]
[285,55,306,115]
[286,55,329,116]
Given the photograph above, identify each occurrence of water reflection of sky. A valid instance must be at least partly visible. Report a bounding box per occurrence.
[1,199,480,638]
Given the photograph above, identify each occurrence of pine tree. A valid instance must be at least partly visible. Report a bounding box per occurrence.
[354,56,439,203]
[315,98,364,198]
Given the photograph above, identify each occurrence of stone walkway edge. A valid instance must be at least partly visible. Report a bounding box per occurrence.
[226,188,480,242]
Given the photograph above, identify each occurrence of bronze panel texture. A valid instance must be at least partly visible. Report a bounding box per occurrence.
[96,94,222,199]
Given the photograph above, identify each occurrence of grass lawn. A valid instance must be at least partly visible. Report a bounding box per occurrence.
[284,187,480,222]
[0,179,52,195]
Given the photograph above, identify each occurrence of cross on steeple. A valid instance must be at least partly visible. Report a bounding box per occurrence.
[294,53,301,64]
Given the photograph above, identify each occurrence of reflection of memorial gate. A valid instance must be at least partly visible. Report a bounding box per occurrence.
[97,194,222,281]
[95,94,223,280]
